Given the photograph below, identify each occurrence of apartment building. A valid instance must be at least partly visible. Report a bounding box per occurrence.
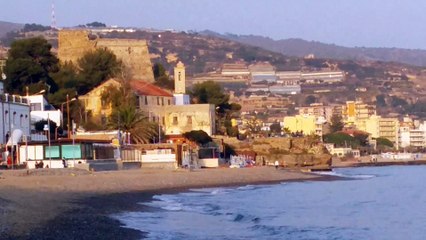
[298,103,343,122]
[364,115,399,146]
[343,100,376,123]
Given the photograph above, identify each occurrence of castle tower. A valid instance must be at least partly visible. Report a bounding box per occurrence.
[174,61,186,94]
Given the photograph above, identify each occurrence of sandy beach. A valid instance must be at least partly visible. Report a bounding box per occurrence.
[0,167,337,239]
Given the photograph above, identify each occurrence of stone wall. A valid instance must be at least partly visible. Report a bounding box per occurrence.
[58,30,154,82]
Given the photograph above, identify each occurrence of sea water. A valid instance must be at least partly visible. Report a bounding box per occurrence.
[114,166,426,240]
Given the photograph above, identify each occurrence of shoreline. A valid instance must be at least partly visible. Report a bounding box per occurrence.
[0,167,342,239]
[332,158,426,168]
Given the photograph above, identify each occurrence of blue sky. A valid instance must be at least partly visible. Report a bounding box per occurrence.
[1,0,425,49]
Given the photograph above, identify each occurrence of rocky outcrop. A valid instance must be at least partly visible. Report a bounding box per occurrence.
[223,137,332,168]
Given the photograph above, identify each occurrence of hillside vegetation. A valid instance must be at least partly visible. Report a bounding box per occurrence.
[206,32,426,67]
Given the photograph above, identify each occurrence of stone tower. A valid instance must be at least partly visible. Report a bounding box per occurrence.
[174,61,186,94]
[58,29,154,82]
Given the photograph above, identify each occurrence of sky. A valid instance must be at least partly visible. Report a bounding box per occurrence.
[1,0,426,49]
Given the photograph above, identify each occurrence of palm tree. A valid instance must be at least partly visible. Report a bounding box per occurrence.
[108,105,157,144]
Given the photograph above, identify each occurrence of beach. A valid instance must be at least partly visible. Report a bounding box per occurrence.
[0,167,335,239]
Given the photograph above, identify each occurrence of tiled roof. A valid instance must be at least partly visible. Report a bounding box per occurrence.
[130,80,173,97]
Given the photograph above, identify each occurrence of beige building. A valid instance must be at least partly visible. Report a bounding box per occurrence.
[298,103,342,122]
[363,115,399,146]
[164,104,216,136]
[58,30,154,82]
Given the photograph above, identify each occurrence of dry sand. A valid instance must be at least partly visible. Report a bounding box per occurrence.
[0,167,334,239]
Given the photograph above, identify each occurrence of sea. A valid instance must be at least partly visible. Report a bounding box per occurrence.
[113,166,426,240]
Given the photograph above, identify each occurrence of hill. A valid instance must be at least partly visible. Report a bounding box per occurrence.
[0,20,23,38]
[101,30,301,75]
[203,32,426,67]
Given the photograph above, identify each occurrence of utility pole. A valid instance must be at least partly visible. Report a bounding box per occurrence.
[66,94,70,139]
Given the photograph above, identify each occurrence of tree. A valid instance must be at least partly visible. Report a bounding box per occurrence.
[4,37,58,94]
[108,105,157,144]
[376,94,387,107]
[376,137,394,148]
[269,122,282,135]
[190,81,241,135]
[304,95,317,105]
[22,23,51,32]
[329,114,344,133]
[183,130,212,145]
[49,62,80,106]
[190,81,229,106]
[86,22,106,28]
[102,78,157,144]
[152,63,174,90]
[323,132,357,148]
[76,48,121,94]
[34,120,60,139]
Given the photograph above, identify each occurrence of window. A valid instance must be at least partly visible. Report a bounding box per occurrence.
[157,97,160,105]
[101,100,107,109]
[20,114,23,126]
[162,116,165,125]
[30,103,42,111]
[173,116,178,125]
[187,116,192,125]
[4,110,8,123]
[61,145,82,159]
[13,112,16,124]
[168,99,171,105]
[144,96,148,105]
[136,96,140,108]
[161,97,164,106]
[45,146,60,159]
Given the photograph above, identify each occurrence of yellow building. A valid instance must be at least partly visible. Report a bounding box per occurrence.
[80,77,216,136]
[283,115,319,135]
[80,79,174,125]
[364,115,399,146]
[79,79,120,124]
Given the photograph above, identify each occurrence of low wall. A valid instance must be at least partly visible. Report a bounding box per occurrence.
[141,162,176,169]
[198,158,219,168]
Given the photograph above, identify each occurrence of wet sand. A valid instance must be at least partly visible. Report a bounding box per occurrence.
[0,167,339,239]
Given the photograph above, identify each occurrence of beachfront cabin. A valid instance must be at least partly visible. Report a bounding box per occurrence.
[18,139,115,169]
[198,147,219,168]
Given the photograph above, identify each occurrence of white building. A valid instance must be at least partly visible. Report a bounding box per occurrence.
[0,93,31,145]
[399,121,426,148]
[25,94,62,127]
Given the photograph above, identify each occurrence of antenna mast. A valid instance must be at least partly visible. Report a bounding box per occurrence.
[51,0,57,30]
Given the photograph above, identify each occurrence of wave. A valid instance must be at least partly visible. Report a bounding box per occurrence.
[314,171,376,179]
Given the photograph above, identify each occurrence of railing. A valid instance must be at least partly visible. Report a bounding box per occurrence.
[0,94,29,105]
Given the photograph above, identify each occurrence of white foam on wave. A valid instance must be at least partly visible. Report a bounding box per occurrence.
[314,171,376,179]
[189,187,232,195]
[141,194,184,211]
